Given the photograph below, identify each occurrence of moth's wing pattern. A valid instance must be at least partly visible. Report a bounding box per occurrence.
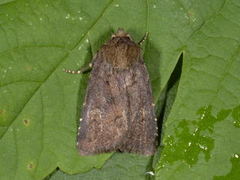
[77,56,157,155]
[119,59,157,155]
[77,56,128,155]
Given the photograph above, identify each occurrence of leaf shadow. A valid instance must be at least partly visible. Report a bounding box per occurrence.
[152,53,183,168]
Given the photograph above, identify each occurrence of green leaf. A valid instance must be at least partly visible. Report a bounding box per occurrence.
[0,0,167,179]
[49,153,153,180]
[0,0,240,180]
[154,0,240,179]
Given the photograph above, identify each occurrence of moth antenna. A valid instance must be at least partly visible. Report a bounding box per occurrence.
[63,69,82,74]
[63,63,92,74]
[138,32,149,45]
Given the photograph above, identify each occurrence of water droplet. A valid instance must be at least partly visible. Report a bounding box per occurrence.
[199,144,206,150]
[232,106,240,128]
[153,4,157,8]
[85,39,89,43]
[39,17,43,21]
[79,17,83,21]
[234,154,239,158]
[145,171,154,176]
[115,4,119,7]
[65,14,70,19]
[200,113,205,120]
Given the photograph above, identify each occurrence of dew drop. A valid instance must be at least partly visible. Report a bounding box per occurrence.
[145,171,154,176]
[65,14,70,19]
[199,144,206,150]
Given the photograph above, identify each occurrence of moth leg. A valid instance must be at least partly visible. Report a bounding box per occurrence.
[138,32,148,46]
[63,63,92,74]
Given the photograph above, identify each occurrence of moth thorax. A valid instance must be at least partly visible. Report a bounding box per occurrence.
[102,41,140,68]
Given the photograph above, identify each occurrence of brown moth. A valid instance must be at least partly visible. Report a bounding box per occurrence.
[64,29,158,155]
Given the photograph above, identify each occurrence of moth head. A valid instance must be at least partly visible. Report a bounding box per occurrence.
[111,28,132,40]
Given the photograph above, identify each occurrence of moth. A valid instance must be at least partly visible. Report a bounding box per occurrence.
[64,29,158,155]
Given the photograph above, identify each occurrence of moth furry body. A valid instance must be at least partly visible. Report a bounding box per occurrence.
[77,29,157,155]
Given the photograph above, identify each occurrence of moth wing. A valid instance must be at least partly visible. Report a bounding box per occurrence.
[77,57,157,155]
[77,57,129,155]
[119,59,157,155]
